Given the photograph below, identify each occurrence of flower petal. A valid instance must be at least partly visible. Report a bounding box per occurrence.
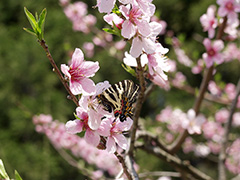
[106,137,117,153]
[130,36,143,58]
[71,48,84,69]
[80,78,96,96]
[61,64,70,78]
[113,133,128,150]
[65,119,83,134]
[85,129,100,146]
[121,20,137,39]
[80,61,100,77]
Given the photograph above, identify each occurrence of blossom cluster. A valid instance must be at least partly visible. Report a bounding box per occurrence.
[61,48,133,153]
[32,114,121,176]
[156,107,206,136]
[199,0,240,68]
[97,0,170,89]
[207,81,240,108]
[61,1,96,33]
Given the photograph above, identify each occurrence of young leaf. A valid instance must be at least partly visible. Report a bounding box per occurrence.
[122,64,136,77]
[0,159,10,180]
[23,27,37,37]
[24,7,37,32]
[38,8,47,40]
[15,170,23,180]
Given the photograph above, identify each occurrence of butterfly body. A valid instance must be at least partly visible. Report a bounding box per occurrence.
[97,80,140,122]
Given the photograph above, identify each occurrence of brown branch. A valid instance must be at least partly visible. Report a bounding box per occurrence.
[127,57,146,179]
[54,146,96,179]
[218,77,240,180]
[170,81,231,105]
[136,143,213,180]
[114,152,133,180]
[168,16,228,154]
[38,40,79,106]
[139,171,181,178]
[129,57,146,156]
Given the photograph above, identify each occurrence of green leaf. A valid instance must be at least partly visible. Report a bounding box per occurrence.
[38,8,47,40]
[15,170,23,180]
[112,4,121,15]
[24,7,37,32]
[103,28,116,34]
[23,27,37,37]
[0,159,10,180]
[121,64,136,77]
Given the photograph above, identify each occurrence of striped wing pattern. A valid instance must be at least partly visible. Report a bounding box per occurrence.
[97,80,140,122]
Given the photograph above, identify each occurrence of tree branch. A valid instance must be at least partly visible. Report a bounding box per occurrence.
[168,16,228,154]
[114,152,133,180]
[38,40,79,106]
[218,77,240,180]
[136,142,213,180]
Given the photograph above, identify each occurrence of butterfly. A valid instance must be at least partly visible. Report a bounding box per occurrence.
[97,80,140,122]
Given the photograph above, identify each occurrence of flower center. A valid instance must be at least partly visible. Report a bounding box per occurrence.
[69,67,84,81]
[207,48,216,57]
[225,2,234,11]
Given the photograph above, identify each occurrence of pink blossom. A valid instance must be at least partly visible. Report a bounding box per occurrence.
[33,114,52,125]
[225,83,236,100]
[103,13,124,29]
[215,108,229,123]
[208,81,221,96]
[217,0,240,23]
[65,107,101,146]
[192,59,204,74]
[225,139,240,174]
[174,47,193,67]
[233,112,240,126]
[120,4,151,39]
[202,121,224,142]
[96,0,116,13]
[181,109,206,135]
[61,48,99,96]
[224,18,239,40]
[200,5,218,39]
[105,117,133,153]
[129,21,163,58]
[156,106,173,123]
[119,0,156,16]
[183,137,195,154]
[72,14,96,33]
[64,2,87,22]
[223,43,240,62]
[83,42,94,58]
[151,16,167,35]
[64,2,96,33]
[33,114,121,176]
[207,141,221,154]
[172,72,186,87]
[115,40,127,50]
[194,144,211,157]
[202,38,224,68]
[79,83,112,130]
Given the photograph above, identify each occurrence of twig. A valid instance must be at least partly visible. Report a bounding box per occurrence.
[136,142,213,180]
[139,171,181,178]
[54,146,95,178]
[170,81,231,105]
[218,77,240,180]
[129,57,146,156]
[38,40,79,106]
[168,16,228,154]
[128,57,146,179]
[114,152,133,180]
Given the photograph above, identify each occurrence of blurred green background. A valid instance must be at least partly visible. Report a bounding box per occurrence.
[0,0,239,179]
